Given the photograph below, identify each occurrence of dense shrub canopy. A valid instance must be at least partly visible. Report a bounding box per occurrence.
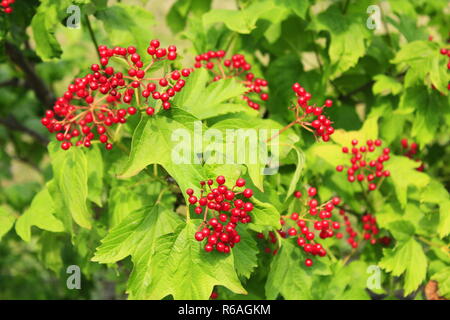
[0,0,449,300]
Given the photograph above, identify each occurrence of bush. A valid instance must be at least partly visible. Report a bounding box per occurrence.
[0,0,448,300]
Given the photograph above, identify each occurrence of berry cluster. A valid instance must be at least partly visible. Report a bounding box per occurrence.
[290,83,335,142]
[337,208,390,248]
[279,187,342,267]
[256,231,279,255]
[401,138,424,172]
[336,139,391,191]
[1,0,14,13]
[361,213,380,244]
[194,51,269,110]
[98,40,191,112]
[336,208,357,248]
[188,176,254,254]
[41,40,192,150]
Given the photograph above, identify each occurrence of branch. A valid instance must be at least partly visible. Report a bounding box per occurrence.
[0,115,49,146]
[0,78,21,88]
[4,41,55,109]
[84,15,101,63]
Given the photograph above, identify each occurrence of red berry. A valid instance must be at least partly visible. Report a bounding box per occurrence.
[235,178,246,187]
[243,189,253,198]
[308,187,317,197]
[216,176,226,185]
[195,232,204,241]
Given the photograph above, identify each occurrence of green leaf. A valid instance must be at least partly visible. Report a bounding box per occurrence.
[202,0,295,41]
[232,225,258,279]
[167,0,212,34]
[398,87,446,144]
[311,5,370,78]
[386,15,428,43]
[93,205,182,298]
[248,184,282,230]
[210,115,299,190]
[390,0,417,19]
[431,267,450,299]
[152,222,246,299]
[265,239,331,300]
[125,220,245,299]
[379,238,427,296]
[15,188,64,242]
[119,108,207,201]
[372,75,402,96]
[31,11,62,61]
[173,68,251,120]
[86,145,104,207]
[420,180,450,238]
[308,143,348,168]
[96,4,154,51]
[384,156,430,208]
[108,180,174,227]
[39,232,64,274]
[0,206,15,241]
[386,220,415,242]
[93,205,182,263]
[437,200,450,239]
[285,144,305,201]
[31,0,74,60]
[281,0,309,18]
[392,40,448,94]
[317,261,371,299]
[49,143,92,229]
[202,0,275,34]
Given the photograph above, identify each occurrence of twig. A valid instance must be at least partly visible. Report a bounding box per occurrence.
[84,15,101,63]
[0,115,49,145]
[4,41,55,109]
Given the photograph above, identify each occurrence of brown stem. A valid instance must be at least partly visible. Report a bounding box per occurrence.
[84,15,101,63]
[266,118,299,143]
[0,115,49,145]
[4,41,55,109]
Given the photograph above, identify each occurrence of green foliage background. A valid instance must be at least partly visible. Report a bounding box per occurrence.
[0,0,449,300]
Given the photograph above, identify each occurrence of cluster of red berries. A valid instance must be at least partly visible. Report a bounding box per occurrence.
[194,51,269,110]
[336,139,391,191]
[361,213,380,244]
[337,209,390,248]
[256,231,279,255]
[336,208,357,248]
[439,47,450,91]
[1,0,14,13]
[41,40,192,150]
[278,187,342,267]
[98,40,191,112]
[401,138,424,172]
[290,83,335,142]
[188,176,254,254]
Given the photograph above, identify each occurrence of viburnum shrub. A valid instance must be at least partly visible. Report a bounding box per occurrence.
[41,39,192,150]
[187,176,254,253]
[1,0,449,302]
[194,51,269,110]
[0,0,14,13]
[336,139,391,191]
